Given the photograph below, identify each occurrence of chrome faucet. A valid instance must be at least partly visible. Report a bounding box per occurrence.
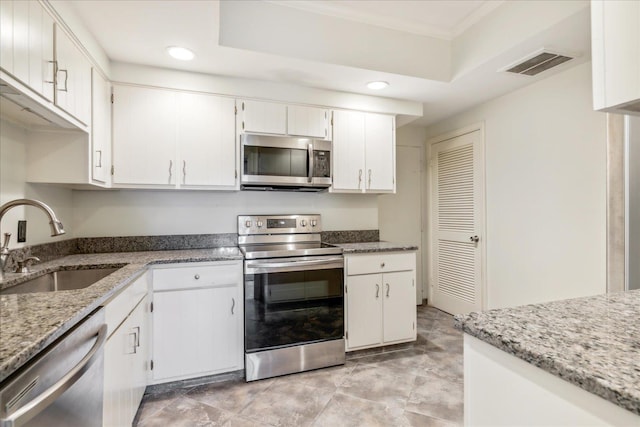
[0,199,65,277]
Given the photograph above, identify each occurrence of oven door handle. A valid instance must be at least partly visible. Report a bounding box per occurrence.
[308,142,314,183]
[245,257,343,273]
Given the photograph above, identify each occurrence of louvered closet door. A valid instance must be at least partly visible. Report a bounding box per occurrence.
[432,130,483,314]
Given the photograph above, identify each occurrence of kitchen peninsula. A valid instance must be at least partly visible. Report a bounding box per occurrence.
[455,290,640,424]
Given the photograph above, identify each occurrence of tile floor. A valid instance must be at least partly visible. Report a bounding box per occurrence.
[134,305,463,427]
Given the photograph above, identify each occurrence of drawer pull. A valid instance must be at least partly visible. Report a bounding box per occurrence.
[194,274,200,280]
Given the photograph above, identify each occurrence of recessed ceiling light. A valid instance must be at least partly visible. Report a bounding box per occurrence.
[367,81,389,90]
[166,46,195,61]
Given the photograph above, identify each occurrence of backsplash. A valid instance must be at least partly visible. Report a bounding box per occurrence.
[5,230,379,266]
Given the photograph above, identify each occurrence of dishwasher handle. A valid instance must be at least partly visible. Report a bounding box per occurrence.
[1,324,107,427]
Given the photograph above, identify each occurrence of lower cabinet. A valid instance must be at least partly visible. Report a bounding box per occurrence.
[150,261,243,384]
[103,273,150,427]
[345,252,417,351]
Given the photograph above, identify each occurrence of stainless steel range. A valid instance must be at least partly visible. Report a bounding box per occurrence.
[238,214,345,381]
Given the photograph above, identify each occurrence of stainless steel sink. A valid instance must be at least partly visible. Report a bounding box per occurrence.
[0,268,119,295]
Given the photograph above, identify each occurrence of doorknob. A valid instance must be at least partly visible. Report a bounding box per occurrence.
[469,235,479,243]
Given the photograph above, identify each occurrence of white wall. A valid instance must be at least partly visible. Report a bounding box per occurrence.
[425,62,607,309]
[71,190,378,237]
[0,120,74,247]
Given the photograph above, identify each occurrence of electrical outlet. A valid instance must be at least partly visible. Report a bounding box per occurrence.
[17,220,26,243]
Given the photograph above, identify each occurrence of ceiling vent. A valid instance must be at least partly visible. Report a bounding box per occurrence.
[501,50,574,76]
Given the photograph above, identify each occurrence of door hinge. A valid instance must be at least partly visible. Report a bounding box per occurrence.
[234,105,237,115]
[413,322,415,330]
[412,279,415,288]
[345,285,347,293]
[110,165,114,176]
[110,93,114,104]
[242,121,245,130]
[345,331,348,340]
[150,359,154,370]
[150,301,154,312]
[242,102,245,111]
[235,169,238,179]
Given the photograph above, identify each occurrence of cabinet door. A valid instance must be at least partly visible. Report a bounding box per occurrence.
[0,0,14,74]
[91,69,110,184]
[177,93,236,187]
[365,113,395,192]
[287,105,329,138]
[129,295,149,423]
[346,274,382,349]
[28,1,54,101]
[112,85,177,185]
[332,110,366,191]
[240,99,286,135]
[152,285,241,381]
[382,271,416,344]
[54,24,91,125]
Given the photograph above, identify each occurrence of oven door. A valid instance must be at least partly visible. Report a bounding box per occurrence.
[241,135,332,188]
[244,256,344,353]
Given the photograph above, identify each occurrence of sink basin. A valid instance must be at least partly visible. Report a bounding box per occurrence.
[0,268,120,295]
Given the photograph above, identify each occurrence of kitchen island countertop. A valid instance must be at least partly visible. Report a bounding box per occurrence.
[0,248,242,382]
[455,290,640,415]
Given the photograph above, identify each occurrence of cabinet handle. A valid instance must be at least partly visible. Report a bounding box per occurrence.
[194,274,200,280]
[56,69,68,92]
[386,283,390,297]
[375,284,380,298]
[44,60,56,84]
[358,169,362,189]
[134,326,140,347]
[128,329,138,354]
[95,150,102,168]
[368,169,372,189]
[231,298,235,315]
[168,160,173,183]
[183,160,186,184]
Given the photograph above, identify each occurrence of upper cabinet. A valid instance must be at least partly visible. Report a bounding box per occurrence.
[239,99,330,139]
[112,84,238,189]
[332,110,396,193]
[591,0,640,115]
[91,68,111,185]
[0,0,91,129]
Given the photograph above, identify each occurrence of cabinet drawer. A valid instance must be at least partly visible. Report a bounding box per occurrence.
[153,261,242,292]
[347,252,415,276]
[104,271,148,338]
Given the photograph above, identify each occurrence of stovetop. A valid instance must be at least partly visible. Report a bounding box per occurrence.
[240,242,343,260]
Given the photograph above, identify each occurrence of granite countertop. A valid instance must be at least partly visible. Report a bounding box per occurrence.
[333,241,418,253]
[455,290,640,415]
[0,248,242,383]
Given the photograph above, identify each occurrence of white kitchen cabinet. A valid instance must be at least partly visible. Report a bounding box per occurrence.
[345,252,416,351]
[177,92,237,187]
[112,84,177,186]
[103,273,150,427]
[91,68,110,184]
[112,84,237,189]
[150,261,243,384]
[0,0,55,102]
[287,104,329,139]
[332,110,396,193]
[240,99,287,135]
[53,23,91,125]
[591,0,640,114]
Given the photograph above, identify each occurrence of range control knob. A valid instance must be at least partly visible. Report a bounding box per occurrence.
[257,220,264,228]
[311,219,317,227]
[300,219,307,227]
[245,220,252,228]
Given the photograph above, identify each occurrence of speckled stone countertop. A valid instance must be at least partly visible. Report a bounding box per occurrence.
[455,290,640,415]
[0,248,242,383]
[334,241,418,253]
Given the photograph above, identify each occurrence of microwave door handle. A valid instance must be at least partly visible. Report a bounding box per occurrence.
[308,142,314,183]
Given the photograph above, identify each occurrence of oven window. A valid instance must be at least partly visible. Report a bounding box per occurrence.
[244,146,308,177]
[244,268,344,352]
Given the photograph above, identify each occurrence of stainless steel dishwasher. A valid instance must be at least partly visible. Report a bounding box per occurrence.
[0,307,107,427]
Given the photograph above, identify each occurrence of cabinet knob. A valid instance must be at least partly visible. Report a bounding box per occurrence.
[194,274,200,280]
[380,262,385,268]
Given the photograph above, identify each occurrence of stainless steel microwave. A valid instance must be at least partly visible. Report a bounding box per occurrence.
[241,134,332,191]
